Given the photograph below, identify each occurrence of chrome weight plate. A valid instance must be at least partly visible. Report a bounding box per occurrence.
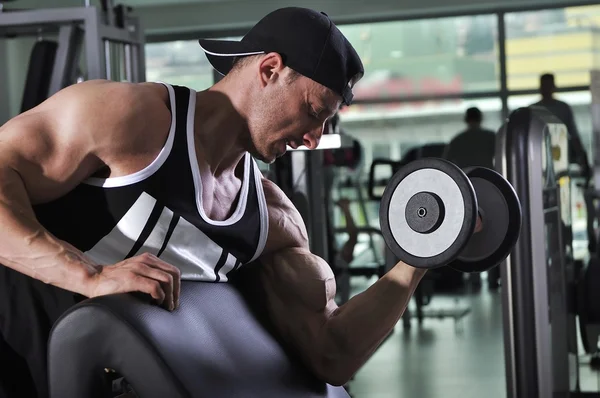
[379,158,478,269]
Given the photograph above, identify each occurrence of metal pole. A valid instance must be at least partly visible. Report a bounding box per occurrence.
[104,40,112,80]
[498,12,509,120]
[124,44,132,82]
[48,24,84,95]
[84,8,106,80]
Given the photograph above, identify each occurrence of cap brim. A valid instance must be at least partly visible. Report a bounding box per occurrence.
[198,39,265,76]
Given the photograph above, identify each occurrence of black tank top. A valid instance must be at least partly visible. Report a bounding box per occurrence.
[33,83,269,282]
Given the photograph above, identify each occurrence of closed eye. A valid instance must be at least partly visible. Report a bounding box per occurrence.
[307,103,320,119]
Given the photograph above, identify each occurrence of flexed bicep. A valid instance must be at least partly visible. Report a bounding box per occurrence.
[258,246,338,379]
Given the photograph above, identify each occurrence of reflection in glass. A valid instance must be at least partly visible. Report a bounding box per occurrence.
[338,97,502,227]
[505,5,600,90]
[338,14,499,101]
[145,37,243,90]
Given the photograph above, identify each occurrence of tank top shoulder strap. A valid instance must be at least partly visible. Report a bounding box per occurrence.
[157,82,196,159]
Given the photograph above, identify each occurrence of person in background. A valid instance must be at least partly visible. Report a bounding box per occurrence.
[533,73,591,179]
[443,107,498,289]
[443,107,496,169]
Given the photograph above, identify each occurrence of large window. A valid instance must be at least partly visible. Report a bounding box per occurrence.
[338,98,503,227]
[145,36,242,90]
[145,40,214,90]
[340,98,503,166]
[505,5,600,90]
[338,14,499,101]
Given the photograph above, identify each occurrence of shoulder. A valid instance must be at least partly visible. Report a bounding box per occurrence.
[260,177,310,254]
[556,99,573,111]
[43,80,169,126]
[45,80,171,155]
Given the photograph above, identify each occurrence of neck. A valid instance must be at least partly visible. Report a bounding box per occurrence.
[193,80,251,177]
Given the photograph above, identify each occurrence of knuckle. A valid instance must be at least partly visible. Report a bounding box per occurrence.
[150,280,162,296]
[141,252,155,261]
[131,262,145,272]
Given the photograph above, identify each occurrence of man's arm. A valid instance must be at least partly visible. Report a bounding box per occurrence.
[258,178,426,386]
[0,80,179,301]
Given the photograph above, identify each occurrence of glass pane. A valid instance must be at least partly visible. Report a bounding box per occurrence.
[505,5,600,90]
[145,40,214,90]
[338,14,499,101]
[338,97,503,227]
[145,36,243,89]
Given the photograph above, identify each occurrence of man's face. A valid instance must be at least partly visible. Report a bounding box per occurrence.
[245,69,342,164]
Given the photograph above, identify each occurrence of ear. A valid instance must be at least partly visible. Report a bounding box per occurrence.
[257,52,285,87]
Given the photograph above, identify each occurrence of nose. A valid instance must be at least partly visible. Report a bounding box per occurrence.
[303,123,324,150]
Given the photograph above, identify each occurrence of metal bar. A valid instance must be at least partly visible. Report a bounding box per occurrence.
[130,45,141,83]
[48,24,84,96]
[145,0,600,44]
[351,90,503,105]
[498,12,509,120]
[591,71,600,190]
[99,24,142,45]
[84,7,106,80]
[0,39,8,124]
[509,86,590,96]
[124,44,133,82]
[131,17,146,82]
[306,151,329,260]
[496,124,517,398]
[104,40,112,80]
[0,7,89,29]
[348,85,589,107]
[353,177,381,264]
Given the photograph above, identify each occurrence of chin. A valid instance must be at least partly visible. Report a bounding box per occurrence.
[251,150,275,164]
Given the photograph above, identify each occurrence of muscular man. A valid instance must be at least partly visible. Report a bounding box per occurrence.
[0,8,455,397]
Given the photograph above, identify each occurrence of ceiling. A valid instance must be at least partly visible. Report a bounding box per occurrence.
[7,0,600,37]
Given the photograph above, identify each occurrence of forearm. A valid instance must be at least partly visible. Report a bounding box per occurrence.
[320,262,425,382]
[0,171,99,295]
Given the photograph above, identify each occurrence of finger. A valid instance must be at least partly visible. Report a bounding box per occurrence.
[132,275,166,304]
[173,270,181,309]
[136,253,181,308]
[475,214,483,233]
[131,262,174,310]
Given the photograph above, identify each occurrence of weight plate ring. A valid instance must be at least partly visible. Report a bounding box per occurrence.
[380,158,478,269]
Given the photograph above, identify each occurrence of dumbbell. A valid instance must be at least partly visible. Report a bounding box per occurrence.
[379,158,522,273]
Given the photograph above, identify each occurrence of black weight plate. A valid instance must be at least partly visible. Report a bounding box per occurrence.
[379,158,478,269]
[450,167,522,273]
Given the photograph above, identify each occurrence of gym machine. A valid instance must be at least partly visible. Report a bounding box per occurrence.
[497,106,599,398]
[0,0,145,116]
[272,133,356,261]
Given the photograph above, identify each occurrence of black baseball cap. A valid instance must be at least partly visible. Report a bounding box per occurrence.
[198,7,364,105]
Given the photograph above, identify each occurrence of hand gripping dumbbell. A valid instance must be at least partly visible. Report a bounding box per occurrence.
[379,158,522,273]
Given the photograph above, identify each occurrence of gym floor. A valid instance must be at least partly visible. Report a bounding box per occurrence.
[345,276,600,398]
